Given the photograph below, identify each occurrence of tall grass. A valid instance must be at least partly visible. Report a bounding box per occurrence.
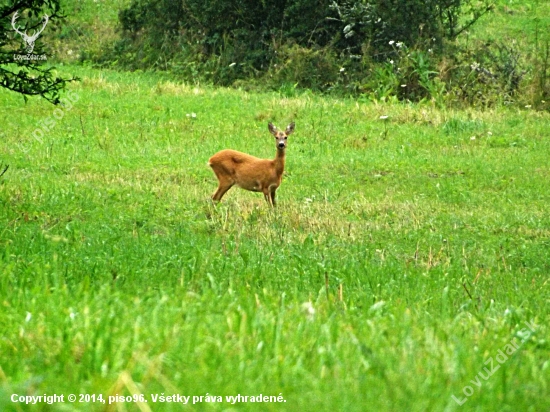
[0,66,549,411]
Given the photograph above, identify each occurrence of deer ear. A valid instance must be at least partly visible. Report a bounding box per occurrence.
[268,122,278,136]
[285,122,295,135]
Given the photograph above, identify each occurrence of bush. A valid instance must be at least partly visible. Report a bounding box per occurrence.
[266,44,341,92]
[114,0,337,85]
[113,0,491,78]
[442,40,527,107]
[359,42,441,102]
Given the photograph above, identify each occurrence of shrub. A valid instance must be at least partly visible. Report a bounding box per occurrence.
[443,40,528,107]
[266,44,341,92]
[113,0,492,79]
[115,0,337,84]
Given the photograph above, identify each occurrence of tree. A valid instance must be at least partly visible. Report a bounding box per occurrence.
[0,0,75,104]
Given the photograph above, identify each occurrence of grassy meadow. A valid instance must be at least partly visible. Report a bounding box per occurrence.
[0,64,549,411]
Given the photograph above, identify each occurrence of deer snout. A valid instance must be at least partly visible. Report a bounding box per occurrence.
[278,141,286,148]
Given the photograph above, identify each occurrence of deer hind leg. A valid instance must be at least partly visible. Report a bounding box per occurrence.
[210,165,235,202]
[212,181,234,201]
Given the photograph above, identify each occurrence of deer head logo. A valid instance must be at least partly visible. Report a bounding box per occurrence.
[11,11,49,54]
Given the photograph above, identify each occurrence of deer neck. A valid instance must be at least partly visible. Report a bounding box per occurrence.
[274,148,286,176]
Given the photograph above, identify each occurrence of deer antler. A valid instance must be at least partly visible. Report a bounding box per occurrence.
[28,14,49,42]
[11,11,27,38]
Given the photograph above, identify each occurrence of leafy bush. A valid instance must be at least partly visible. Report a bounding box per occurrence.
[113,0,491,80]
[114,0,337,85]
[267,44,341,92]
[358,42,442,102]
[442,40,528,107]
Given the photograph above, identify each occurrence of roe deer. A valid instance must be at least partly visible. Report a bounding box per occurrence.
[208,122,295,206]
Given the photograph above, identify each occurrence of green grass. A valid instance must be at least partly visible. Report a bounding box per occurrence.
[1,65,549,411]
[466,0,550,42]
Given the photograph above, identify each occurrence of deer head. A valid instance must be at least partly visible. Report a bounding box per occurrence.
[268,122,295,150]
[11,11,49,54]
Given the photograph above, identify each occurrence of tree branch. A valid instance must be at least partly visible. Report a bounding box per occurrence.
[451,4,494,39]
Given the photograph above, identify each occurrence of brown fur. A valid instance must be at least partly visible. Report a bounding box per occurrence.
[208,122,295,206]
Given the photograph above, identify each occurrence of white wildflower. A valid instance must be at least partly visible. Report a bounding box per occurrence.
[301,302,315,320]
[369,301,386,312]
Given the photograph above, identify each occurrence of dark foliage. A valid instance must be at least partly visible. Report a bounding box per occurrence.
[113,0,494,93]
[0,0,76,104]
